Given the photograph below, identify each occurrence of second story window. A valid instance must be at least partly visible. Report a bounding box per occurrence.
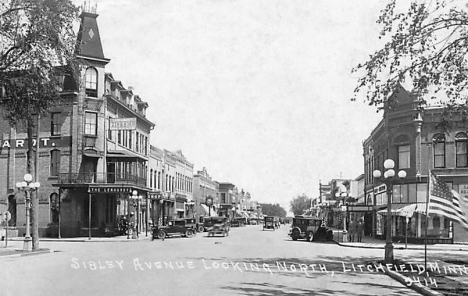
[50,149,61,177]
[433,133,446,168]
[85,112,97,135]
[456,132,468,168]
[85,67,98,97]
[397,145,410,169]
[51,112,61,136]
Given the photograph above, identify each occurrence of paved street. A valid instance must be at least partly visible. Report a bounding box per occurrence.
[0,225,425,296]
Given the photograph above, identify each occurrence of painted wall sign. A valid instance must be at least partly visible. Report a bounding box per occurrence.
[1,136,71,149]
[89,187,133,193]
[109,118,137,130]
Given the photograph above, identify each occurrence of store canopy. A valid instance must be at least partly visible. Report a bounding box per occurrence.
[378,204,418,217]
[201,204,218,217]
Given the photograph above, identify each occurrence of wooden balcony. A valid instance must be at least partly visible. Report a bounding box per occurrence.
[58,172,146,187]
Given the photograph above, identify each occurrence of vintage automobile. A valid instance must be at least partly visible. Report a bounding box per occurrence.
[289,216,333,242]
[207,217,230,237]
[230,217,247,227]
[151,219,196,240]
[184,218,204,233]
[263,216,279,230]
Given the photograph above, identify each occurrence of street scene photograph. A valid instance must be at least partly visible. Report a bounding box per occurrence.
[0,0,468,295]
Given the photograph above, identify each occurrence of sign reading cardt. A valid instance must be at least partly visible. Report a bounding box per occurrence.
[1,137,71,149]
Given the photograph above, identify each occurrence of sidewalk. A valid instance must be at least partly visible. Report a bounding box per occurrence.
[0,234,152,258]
[332,229,468,252]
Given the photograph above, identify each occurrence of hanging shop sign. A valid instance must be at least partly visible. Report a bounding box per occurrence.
[109,118,137,130]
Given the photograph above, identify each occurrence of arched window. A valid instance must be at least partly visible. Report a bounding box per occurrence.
[50,193,59,223]
[433,133,446,168]
[150,169,153,188]
[85,67,98,97]
[158,171,161,190]
[50,149,61,177]
[456,132,468,168]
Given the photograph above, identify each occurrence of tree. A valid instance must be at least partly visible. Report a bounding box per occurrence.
[259,203,287,217]
[352,0,468,116]
[0,0,79,251]
[289,194,311,216]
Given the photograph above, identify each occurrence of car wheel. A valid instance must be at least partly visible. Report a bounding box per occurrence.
[157,231,166,239]
[198,225,204,233]
[185,230,194,238]
[291,228,300,241]
[308,232,314,242]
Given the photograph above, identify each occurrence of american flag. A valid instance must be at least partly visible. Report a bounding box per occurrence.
[429,171,468,230]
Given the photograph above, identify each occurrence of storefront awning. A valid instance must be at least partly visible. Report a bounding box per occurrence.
[378,204,420,217]
[107,150,148,161]
[201,204,218,217]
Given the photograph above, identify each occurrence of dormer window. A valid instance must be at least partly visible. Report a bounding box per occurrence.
[85,67,98,97]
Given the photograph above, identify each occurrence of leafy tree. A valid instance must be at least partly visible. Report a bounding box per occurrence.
[352,0,468,116]
[290,194,311,216]
[259,203,287,217]
[0,0,79,251]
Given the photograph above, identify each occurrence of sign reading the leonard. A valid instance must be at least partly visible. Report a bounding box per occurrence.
[88,187,133,193]
[109,118,136,130]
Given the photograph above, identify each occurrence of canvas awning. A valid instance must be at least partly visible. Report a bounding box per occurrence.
[107,150,148,161]
[378,203,422,217]
[201,204,218,217]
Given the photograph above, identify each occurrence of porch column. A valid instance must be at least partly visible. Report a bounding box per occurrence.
[88,192,92,240]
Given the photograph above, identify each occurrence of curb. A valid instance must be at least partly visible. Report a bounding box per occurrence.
[333,240,468,252]
[5,237,153,243]
[384,267,444,296]
[0,249,54,259]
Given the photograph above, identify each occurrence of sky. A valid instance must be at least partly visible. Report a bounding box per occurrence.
[75,0,387,213]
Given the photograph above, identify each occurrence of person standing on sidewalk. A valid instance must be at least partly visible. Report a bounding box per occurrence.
[348,219,355,242]
[357,218,364,242]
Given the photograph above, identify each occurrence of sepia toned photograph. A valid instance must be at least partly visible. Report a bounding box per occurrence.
[0,0,467,295]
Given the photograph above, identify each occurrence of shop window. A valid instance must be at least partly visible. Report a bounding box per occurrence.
[85,67,98,97]
[50,149,61,177]
[456,132,468,167]
[400,184,408,203]
[416,183,427,203]
[85,112,97,135]
[392,185,401,203]
[433,133,446,168]
[50,193,59,223]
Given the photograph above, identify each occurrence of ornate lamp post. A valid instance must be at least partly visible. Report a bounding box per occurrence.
[129,190,141,239]
[16,173,40,251]
[373,159,406,263]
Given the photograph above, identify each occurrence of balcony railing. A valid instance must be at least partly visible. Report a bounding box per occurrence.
[58,172,147,187]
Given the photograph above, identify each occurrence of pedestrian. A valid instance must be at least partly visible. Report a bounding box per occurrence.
[357,218,365,242]
[348,219,355,242]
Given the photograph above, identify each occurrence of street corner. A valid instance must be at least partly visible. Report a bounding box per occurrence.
[0,248,54,258]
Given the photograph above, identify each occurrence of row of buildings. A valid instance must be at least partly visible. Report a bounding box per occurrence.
[0,8,261,238]
[314,85,468,244]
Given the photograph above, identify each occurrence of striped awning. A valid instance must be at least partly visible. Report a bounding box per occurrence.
[378,204,418,217]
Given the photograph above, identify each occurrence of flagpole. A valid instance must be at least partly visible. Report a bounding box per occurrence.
[425,141,433,271]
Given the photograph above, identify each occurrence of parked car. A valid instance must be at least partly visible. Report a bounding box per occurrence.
[207,217,230,237]
[183,218,204,233]
[151,219,196,240]
[288,216,333,242]
[263,216,279,230]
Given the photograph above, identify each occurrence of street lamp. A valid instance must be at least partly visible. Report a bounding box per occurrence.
[373,159,406,263]
[129,190,140,239]
[16,173,40,251]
